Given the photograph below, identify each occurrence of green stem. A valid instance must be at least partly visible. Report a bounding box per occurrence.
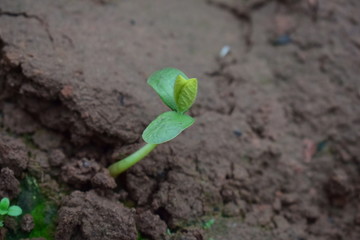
[108,143,157,178]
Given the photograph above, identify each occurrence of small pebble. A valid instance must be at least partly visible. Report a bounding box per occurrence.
[220,45,231,57]
[273,35,292,46]
[233,129,242,137]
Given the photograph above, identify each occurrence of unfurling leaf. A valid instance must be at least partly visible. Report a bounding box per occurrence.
[174,76,198,113]
[174,75,188,102]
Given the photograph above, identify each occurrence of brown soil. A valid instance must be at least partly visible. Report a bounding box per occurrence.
[1,0,360,239]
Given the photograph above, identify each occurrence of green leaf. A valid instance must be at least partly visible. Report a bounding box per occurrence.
[202,218,215,229]
[0,209,8,215]
[0,220,3,227]
[174,77,198,113]
[142,111,195,144]
[147,68,188,111]
[7,205,22,217]
[0,198,9,215]
[174,75,188,102]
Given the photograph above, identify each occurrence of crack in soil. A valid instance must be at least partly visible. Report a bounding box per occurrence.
[0,9,54,47]
[206,0,274,48]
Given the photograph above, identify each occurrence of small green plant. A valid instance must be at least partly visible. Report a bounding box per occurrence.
[202,218,215,229]
[0,197,22,227]
[109,68,198,177]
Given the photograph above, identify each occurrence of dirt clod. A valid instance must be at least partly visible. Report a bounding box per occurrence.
[135,210,168,240]
[0,135,28,176]
[0,168,20,199]
[324,170,351,207]
[2,103,39,134]
[33,129,63,151]
[61,158,102,189]
[20,214,35,232]
[90,169,117,189]
[172,229,204,240]
[55,190,137,240]
[49,149,66,167]
[222,202,242,217]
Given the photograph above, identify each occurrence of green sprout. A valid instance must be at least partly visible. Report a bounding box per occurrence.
[202,218,215,229]
[0,197,22,227]
[108,68,198,177]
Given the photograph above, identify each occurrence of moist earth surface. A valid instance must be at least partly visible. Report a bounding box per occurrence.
[0,0,359,239]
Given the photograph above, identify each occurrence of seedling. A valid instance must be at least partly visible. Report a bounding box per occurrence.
[202,218,215,229]
[0,197,22,227]
[109,68,198,177]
